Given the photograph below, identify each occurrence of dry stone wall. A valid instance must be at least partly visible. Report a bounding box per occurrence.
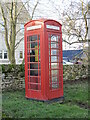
[63,64,88,81]
[1,64,88,91]
[1,65,25,91]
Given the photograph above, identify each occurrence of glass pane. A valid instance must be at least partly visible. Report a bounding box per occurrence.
[51,35,58,42]
[51,42,59,48]
[30,77,38,83]
[28,70,30,76]
[30,84,41,90]
[31,42,38,49]
[52,77,57,82]
[50,49,59,55]
[4,52,7,59]
[50,63,59,69]
[29,35,37,41]
[28,64,29,69]
[51,56,58,62]
[30,63,38,69]
[30,84,38,90]
[30,50,35,62]
[52,77,59,89]
[30,69,38,76]
[51,70,59,76]
[52,83,59,89]
[0,53,2,59]
[27,57,29,62]
[27,43,29,49]
[30,44,39,62]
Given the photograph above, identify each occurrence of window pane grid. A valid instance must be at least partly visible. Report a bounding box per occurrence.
[4,52,8,59]
[49,34,60,89]
[0,52,2,59]
[27,35,41,90]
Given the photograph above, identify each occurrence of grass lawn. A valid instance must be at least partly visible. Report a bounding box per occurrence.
[2,81,88,118]
[64,81,88,104]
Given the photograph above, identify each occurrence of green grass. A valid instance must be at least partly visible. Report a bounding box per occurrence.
[64,82,88,104]
[2,81,88,118]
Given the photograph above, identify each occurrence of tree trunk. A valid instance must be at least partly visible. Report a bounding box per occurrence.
[10,22,16,64]
[0,1,39,64]
[8,50,16,64]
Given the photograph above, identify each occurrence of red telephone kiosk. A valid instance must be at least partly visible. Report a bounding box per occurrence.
[24,19,64,101]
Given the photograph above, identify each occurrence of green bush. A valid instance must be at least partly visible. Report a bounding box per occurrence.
[19,64,24,72]
[1,65,5,73]
[19,60,25,77]
[7,64,16,72]
[1,64,16,73]
[19,59,25,72]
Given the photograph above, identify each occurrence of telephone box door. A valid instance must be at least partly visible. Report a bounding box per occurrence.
[26,32,42,99]
[47,32,63,99]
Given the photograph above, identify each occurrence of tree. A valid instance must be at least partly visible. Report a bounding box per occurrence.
[0,0,39,64]
[62,0,89,62]
[61,0,88,45]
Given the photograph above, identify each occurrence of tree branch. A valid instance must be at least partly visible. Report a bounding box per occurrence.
[0,22,5,27]
[63,38,88,45]
[16,0,29,19]
[0,3,10,51]
[9,1,14,48]
[31,0,39,19]
[84,11,88,40]
[16,28,24,36]
[15,37,24,49]
[6,4,10,11]
[81,0,88,41]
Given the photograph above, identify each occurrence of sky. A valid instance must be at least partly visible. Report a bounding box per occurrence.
[21,0,75,22]
[21,0,89,50]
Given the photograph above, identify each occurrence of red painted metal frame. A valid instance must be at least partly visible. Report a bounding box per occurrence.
[24,19,63,101]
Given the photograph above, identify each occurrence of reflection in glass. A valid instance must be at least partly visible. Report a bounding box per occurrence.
[52,84,59,89]
[50,63,59,69]
[51,56,58,62]
[30,63,38,69]
[30,70,38,76]
[52,77,57,82]
[29,35,37,41]
[51,70,59,76]
[51,50,59,55]
[51,42,59,48]
[51,35,58,42]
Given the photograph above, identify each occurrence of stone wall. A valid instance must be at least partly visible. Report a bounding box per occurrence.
[1,64,88,91]
[63,64,88,81]
[1,65,25,91]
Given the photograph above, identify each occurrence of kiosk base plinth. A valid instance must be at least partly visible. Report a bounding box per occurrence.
[26,96,64,103]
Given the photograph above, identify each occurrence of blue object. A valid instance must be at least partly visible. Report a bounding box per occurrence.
[63,49,83,60]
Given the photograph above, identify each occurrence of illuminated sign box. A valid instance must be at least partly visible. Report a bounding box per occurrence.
[27,25,41,31]
[46,25,60,30]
